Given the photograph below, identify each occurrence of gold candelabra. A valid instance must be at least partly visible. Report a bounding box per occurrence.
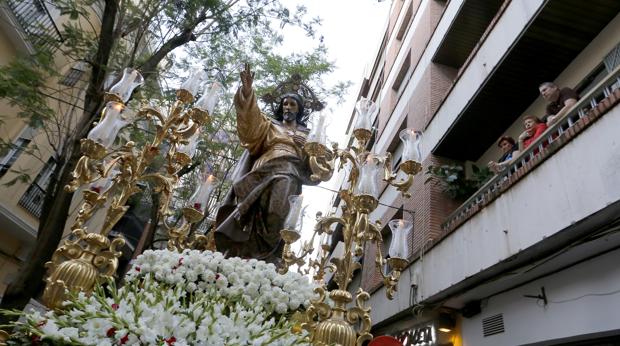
[279,99,423,346]
[42,68,221,309]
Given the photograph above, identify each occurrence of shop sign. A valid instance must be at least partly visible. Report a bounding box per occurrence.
[394,325,435,346]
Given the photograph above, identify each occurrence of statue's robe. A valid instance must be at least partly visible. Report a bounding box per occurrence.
[214,88,316,262]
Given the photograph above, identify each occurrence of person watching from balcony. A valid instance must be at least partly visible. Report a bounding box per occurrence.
[518,115,547,152]
[487,136,519,173]
[539,82,579,126]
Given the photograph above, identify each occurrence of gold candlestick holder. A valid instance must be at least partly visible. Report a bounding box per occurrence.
[279,98,422,345]
[42,68,220,309]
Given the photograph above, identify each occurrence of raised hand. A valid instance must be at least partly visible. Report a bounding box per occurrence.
[240,63,254,98]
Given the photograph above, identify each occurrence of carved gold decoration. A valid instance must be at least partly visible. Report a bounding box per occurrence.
[43,229,124,309]
[289,120,421,345]
[0,330,9,345]
[44,80,215,309]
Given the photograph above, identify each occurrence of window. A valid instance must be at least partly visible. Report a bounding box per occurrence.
[0,127,35,178]
[604,42,620,91]
[19,157,57,218]
[396,1,414,41]
[60,68,84,87]
[392,52,411,92]
[33,0,46,14]
[575,63,606,96]
[603,42,620,72]
[371,68,385,102]
[59,61,87,87]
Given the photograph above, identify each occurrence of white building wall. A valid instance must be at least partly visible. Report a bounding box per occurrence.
[462,248,620,346]
[367,99,620,326]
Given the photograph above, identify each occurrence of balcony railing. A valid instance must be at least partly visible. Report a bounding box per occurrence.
[18,182,46,218]
[6,0,63,51]
[443,66,620,232]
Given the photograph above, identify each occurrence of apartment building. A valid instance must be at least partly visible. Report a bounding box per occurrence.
[335,1,620,345]
[0,1,104,295]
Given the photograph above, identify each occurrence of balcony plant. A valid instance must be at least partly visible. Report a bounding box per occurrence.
[425,163,493,201]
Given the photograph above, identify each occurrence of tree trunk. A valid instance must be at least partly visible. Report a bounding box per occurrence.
[0,0,119,324]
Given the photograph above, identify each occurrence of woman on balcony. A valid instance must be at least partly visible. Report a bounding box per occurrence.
[518,115,548,152]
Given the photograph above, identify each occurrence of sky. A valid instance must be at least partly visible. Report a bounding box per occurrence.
[275,1,392,253]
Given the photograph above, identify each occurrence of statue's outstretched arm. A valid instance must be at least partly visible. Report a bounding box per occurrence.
[234,73,270,155]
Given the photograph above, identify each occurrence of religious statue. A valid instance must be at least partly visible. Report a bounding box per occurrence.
[214,64,322,263]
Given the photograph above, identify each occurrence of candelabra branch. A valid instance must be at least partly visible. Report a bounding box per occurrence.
[346,288,372,346]
[371,228,409,300]
[45,71,221,309]
[382,153,422,198]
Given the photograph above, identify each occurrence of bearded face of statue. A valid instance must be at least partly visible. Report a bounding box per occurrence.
[281,97,300,123]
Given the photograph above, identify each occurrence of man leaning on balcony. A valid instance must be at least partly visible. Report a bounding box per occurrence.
[539,82,580,126]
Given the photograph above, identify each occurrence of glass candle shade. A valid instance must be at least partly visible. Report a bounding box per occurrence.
[180,69,207,98]
[108,68,144,103]
[388,219,413,259]
[188,173,216,214]
[307,112,328,145]
[87,102,129,149]
[195,81,222,114]
[177,127,202,158]
[353,97,377,132]
[399,128,423,162]
[283,194,304,232]
[354,154,382,198]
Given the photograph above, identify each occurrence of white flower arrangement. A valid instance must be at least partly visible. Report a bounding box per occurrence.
[3,250,316,345]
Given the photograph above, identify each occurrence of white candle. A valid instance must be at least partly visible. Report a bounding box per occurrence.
[284,194,304,231]
[354,97,377,131]
[308,112,327,145]
[355,155,380,198]
[388,219,413,259]
[195,82,223,114]
[399,128,422,162]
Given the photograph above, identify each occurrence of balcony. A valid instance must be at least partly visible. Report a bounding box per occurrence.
[4,0,63,52]
[429,67,620,297]
[443,68,620,233]
[365,68,620,326]
[18,182,46,218]
[430,0,620,161]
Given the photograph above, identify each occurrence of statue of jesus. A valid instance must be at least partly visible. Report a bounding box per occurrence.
[214,64,317,264]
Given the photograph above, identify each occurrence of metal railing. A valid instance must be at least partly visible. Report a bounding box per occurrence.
[6,0,63,51]
[0,163,10,177]
[443,66,620,232]
[18,182,46,218]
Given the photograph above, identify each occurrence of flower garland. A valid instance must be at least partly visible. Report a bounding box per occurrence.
[2,250,316,345]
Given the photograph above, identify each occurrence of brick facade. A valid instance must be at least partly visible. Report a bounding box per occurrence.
[378,0,444,137]
[360,0,462,293]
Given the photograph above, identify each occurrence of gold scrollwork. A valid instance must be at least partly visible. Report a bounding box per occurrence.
[43,230,125,309]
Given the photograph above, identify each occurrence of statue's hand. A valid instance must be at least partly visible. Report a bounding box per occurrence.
[240,63,254,98]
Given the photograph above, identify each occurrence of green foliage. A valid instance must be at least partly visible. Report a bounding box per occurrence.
[425,163,493,201]
[0,0,348,224]
[0,51,57,129]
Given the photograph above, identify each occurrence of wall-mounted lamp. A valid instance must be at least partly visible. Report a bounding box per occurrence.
[437,313,456,333]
